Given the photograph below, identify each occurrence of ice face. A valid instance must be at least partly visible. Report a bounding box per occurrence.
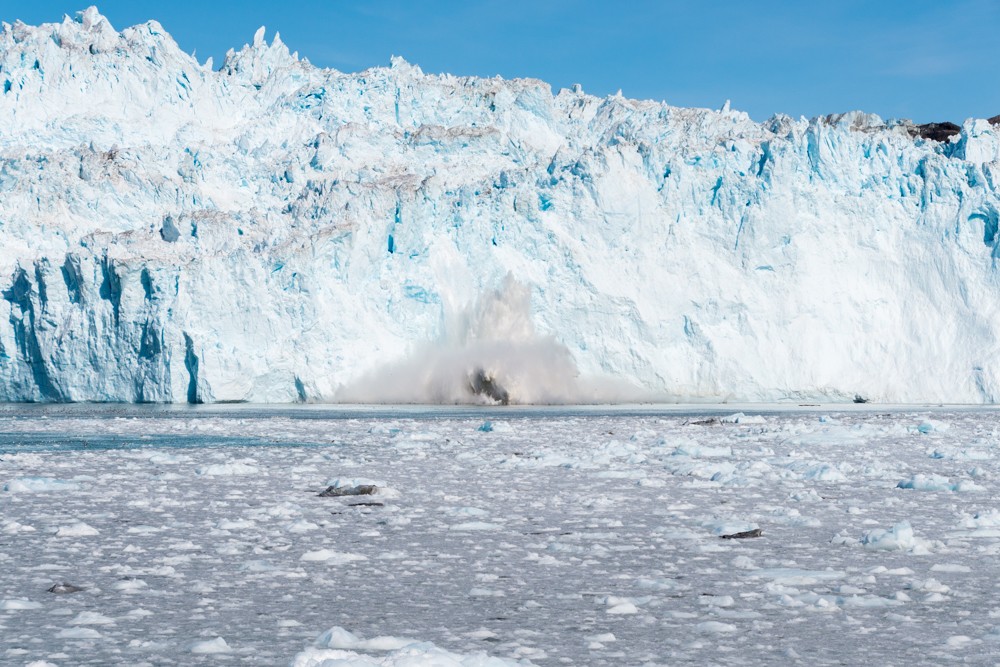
[1,9,1000,403]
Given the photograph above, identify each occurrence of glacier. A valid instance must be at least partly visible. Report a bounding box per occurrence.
[2,7,1000,403]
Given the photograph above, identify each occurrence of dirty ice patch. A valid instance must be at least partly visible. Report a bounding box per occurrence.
[704,519,759,537]
[294,627,535,666]
[325,477,387,489]
[323,477,399,498]
[3,477,80,493]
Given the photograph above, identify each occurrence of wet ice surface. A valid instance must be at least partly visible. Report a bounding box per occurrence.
[3,406,1000,665]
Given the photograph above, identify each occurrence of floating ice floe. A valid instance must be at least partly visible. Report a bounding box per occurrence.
[190,637,233,654]
[322,477,399,498]
[897,474,982,492]
[56,627,102,639]
[293,626,534,666]
[69,611,115,625]
[3,477,80,493]
[704,520,759,537]
[720,413,767,425]
[601,596,639,615]
[196,461,260,476]
[449,521,503,532]
[859,520,932,553]
[477,420,513,433]
[300,550,367,564]
[916,419,950,434]
[55,522,99,537]
[1,599,43,610]
[697,621,738,633]
[2,520,36,533]
[749,569,846,586]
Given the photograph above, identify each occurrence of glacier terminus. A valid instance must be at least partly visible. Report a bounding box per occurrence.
[2,7,1000,403]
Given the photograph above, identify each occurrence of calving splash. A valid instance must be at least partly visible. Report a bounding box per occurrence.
[339,276,641,404]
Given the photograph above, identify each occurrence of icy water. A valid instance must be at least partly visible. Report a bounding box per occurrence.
[3,405,1000,666]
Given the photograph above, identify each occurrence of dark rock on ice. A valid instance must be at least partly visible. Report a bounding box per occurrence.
[319,484,379,497]
[908,122,961,142]
[348,501,384,507]
[47,583,84,594]
[159,216,181,242]
[720,528,763,539]
[469,368,509,405]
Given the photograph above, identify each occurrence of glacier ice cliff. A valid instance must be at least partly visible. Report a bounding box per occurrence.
[2,7,1000,403]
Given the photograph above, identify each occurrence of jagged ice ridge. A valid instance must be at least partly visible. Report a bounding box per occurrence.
[2,7,1000,403]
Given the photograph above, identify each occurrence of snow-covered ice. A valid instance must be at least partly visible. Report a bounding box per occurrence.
[2,10,1000,403]
[2,405,1000,664]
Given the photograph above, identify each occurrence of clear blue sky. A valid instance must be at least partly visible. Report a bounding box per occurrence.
[5,1,1000,123]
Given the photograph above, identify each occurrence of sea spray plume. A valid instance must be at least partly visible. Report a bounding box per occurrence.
[337,275,614,404]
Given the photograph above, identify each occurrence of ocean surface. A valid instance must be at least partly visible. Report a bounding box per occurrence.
[2,404,999,665]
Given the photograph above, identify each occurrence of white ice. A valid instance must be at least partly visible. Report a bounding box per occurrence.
[1,406,1000,664]
[1,11,1000,403]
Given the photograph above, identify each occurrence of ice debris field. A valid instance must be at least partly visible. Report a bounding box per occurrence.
[3,406,1000,665]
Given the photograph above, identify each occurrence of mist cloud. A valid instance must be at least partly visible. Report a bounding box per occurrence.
[336,275,645,404]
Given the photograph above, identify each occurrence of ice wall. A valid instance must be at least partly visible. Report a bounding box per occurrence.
[2,8,1000,403]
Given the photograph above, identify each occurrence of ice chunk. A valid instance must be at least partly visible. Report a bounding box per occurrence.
[896,474,981,492]
[300,550,367,564]
[720,413,767,425]
[190,637,232,654]
[55,522,99,537]
[861,520,919,552]
[1,599,43,610]
[3,478,79,493]
[196,462,259,476]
